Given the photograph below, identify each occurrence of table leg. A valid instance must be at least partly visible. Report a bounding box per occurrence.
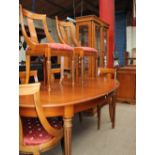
[97,104,101,130]
[64,118,72,155]
[111,92,116,128]
[109,96,113,124]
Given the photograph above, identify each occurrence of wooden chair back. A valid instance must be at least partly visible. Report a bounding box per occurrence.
[132,48,136,65]
[20,4,54,49]
[19,70,38,84]
[55,16,80,47]
[19,83,63,153]
[55,16,78,71]
[98,67,116,79]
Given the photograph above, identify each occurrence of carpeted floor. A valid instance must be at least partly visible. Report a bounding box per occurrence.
[21,103,136,155]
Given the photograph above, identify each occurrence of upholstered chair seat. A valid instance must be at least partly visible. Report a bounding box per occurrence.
[21,117,62,145]
[75,47,98,53]
[48,43,74,51]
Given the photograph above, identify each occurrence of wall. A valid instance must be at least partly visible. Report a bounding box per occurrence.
[115,12,126,66]
[115,12,136,66]
[126,26,136,57]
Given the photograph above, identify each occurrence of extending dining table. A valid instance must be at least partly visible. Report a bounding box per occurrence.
[20,77,119,155]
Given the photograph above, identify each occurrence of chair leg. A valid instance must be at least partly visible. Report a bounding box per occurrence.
[95,54,98,77]
[78,112,83,123]
[75,57,79,81]
[25,55,30,84]
[46,56,51,91]
[92,56,95,78]
[97,105,101,130]
[71,56,75,85]
[81,56,84,83]
[59,56,64,84]
[43,57,47,85]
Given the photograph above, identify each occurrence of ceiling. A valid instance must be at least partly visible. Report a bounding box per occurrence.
[19,0,133,19]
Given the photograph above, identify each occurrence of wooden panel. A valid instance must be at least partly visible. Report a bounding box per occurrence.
[116,66,136,104]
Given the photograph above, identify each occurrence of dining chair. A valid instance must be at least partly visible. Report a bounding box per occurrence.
[20,5,75,91]
[97,67,116,129]
[19,70,38,84]
[19,83,63,155]
[132,48,136,65]
[55,16,98,81]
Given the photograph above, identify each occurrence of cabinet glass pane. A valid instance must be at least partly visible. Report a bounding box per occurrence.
[95,25,101,67]
[103,29,108,67]
[79,25,89,72]
[79,25,89,46]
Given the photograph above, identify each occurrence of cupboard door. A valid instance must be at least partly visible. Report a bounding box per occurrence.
[116,67,136,104]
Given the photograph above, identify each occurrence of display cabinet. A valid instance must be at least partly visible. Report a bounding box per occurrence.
[76,15,109,75]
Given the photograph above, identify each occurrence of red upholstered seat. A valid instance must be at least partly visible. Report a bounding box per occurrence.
[48,43,74,51]
[21,117,62,145]
[75,47,98,53]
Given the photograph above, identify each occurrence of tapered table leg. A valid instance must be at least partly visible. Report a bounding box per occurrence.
[78,112,83,123]
[64,118,72,155]
[111,92,116,128]
[97,104,101,130]
[108,96,113,123]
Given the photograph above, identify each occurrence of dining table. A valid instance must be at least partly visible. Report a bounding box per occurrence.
[19,77,119,155]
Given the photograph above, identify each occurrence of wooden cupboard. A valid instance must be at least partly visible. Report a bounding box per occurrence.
[76,15,109,75]
[116,66,136,104]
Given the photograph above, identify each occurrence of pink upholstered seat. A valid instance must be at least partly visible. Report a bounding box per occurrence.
[21,117,62,145]
[75,47,98,53]
[48,43,74,51]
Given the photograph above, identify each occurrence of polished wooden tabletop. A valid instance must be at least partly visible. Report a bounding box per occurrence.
[20,77,119,108]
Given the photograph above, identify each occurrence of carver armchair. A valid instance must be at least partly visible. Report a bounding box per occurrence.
[19,83,63,155]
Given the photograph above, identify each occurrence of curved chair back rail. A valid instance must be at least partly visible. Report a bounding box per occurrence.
[19,83,63,155]
[98,67,116,79]
[55,16,81,47]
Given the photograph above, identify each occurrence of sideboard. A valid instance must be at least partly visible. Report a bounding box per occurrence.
[116,66,136,104]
